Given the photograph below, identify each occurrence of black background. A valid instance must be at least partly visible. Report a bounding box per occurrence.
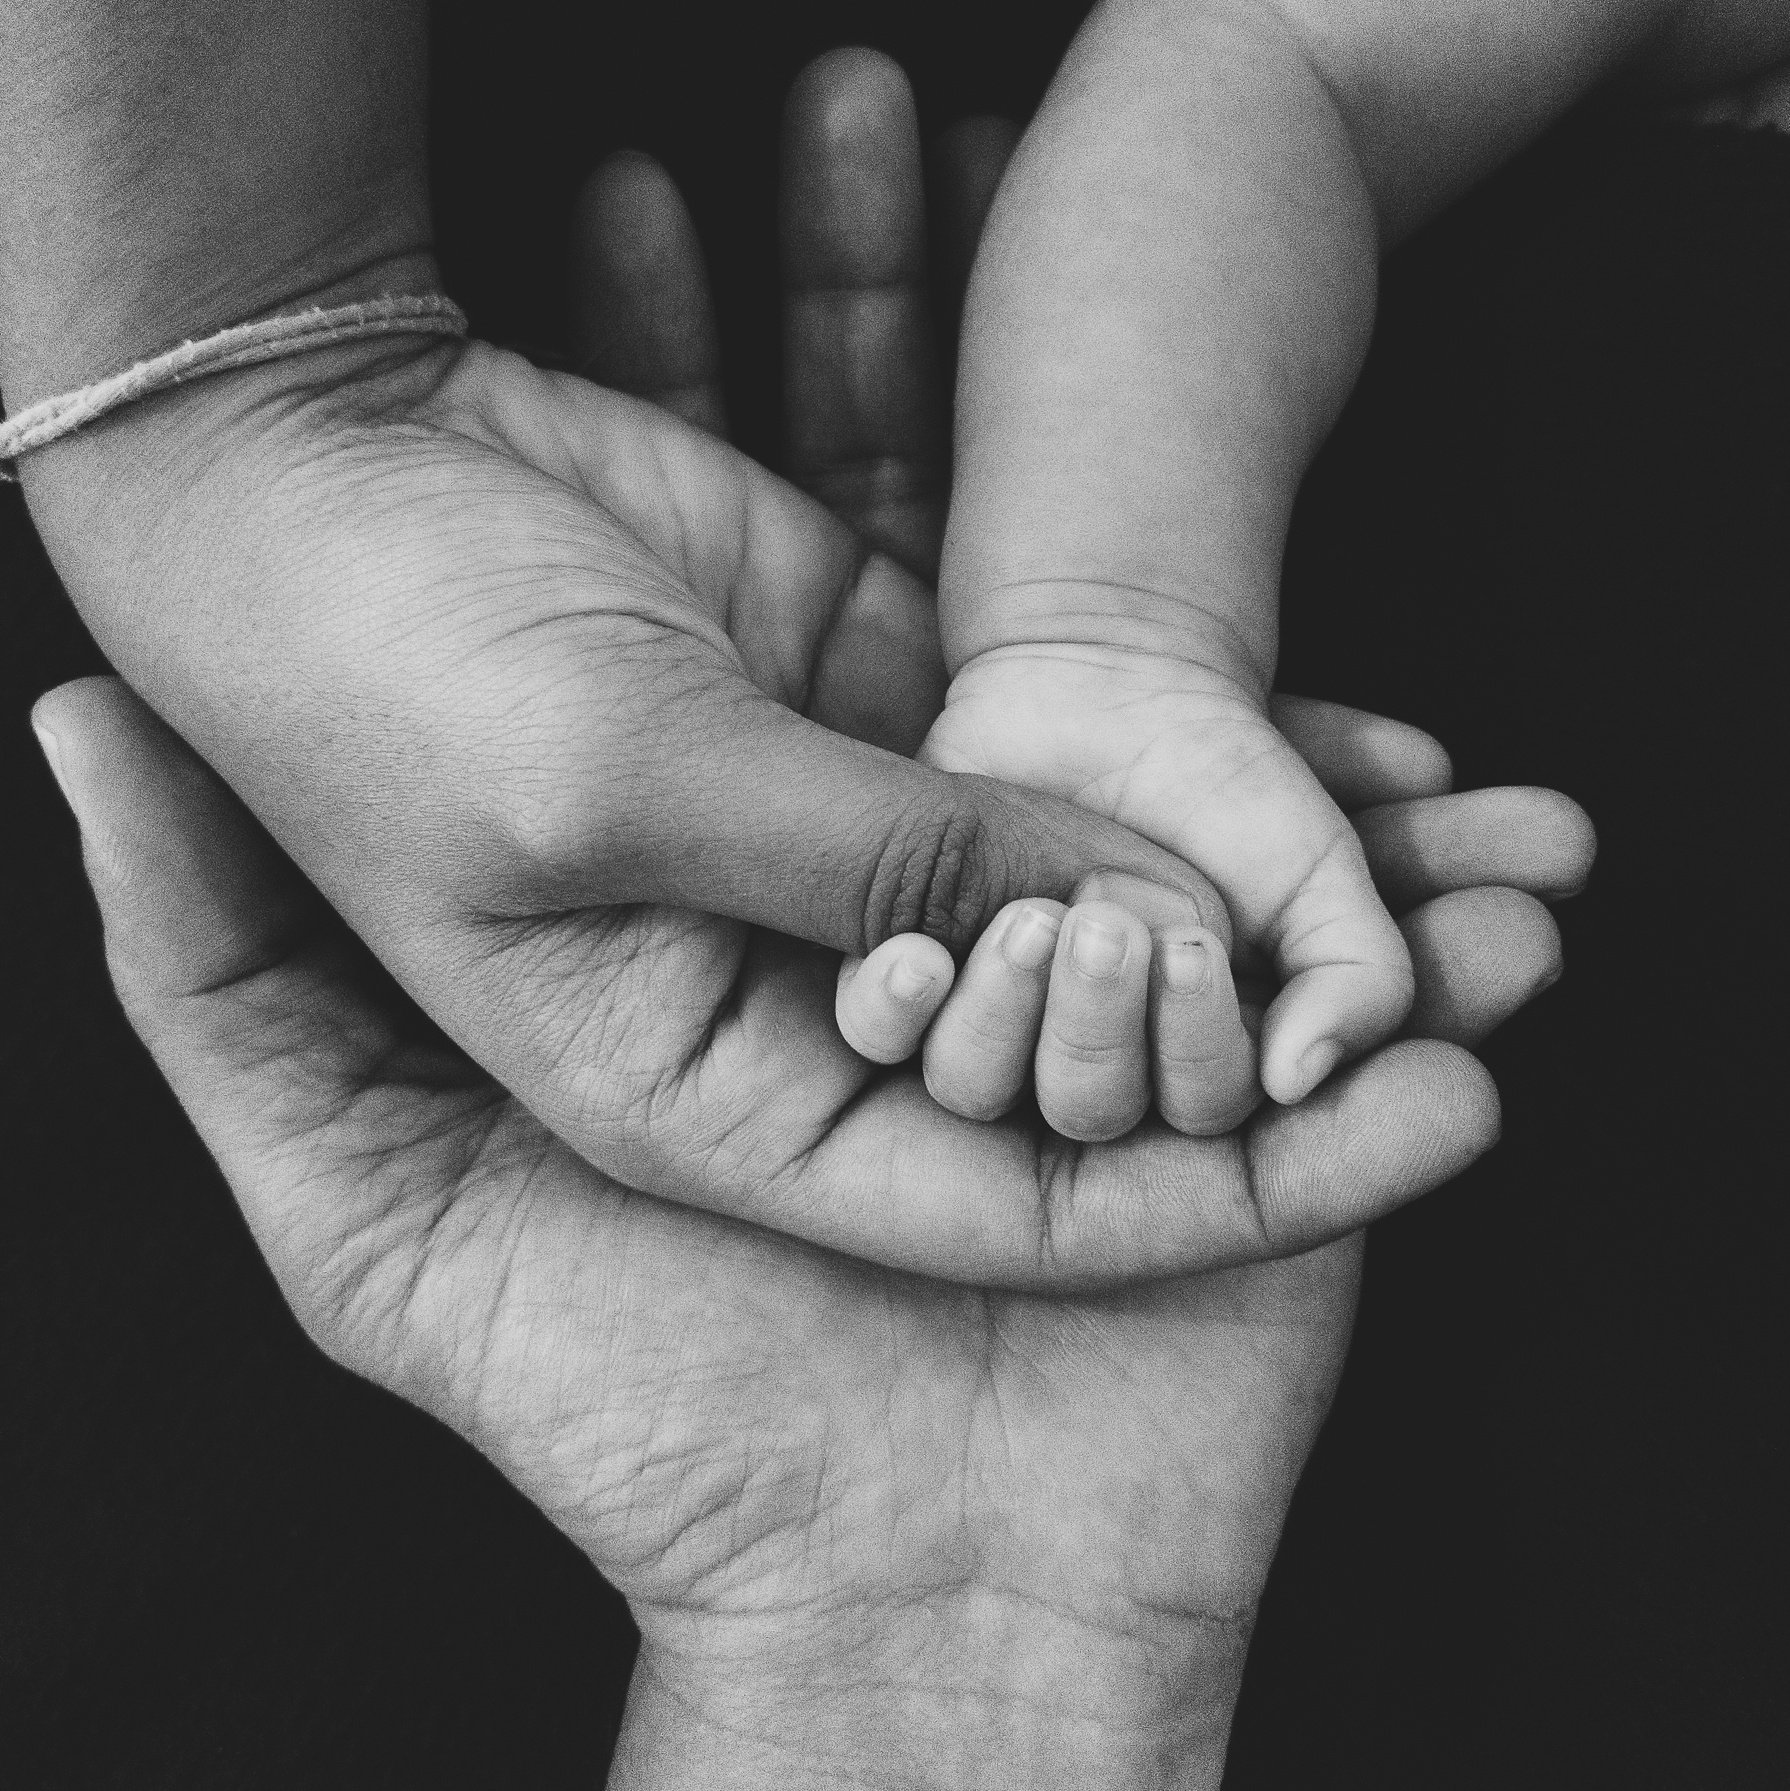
[2,3,1784,1783]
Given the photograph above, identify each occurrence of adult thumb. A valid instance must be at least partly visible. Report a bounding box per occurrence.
[521,675,1232,958]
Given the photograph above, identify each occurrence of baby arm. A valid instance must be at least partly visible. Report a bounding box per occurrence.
[932,0,1790,1102]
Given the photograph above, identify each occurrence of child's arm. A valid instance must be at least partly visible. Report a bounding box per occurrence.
[948,0,1790,662]
[936,0,1790,1102]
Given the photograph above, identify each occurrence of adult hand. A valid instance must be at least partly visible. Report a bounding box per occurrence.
[12,54,1574,1287]
[29,53,1594,1786]
[31,671,1576,1790]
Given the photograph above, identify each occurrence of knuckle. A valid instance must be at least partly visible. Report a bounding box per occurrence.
[922,1062,1014,1124]
[1155,1033,1248,1076]
[864,802,995,954]
[1529,787,1599,887]
[1038,1082,1147,1144]
[1041,1026,1134,1069]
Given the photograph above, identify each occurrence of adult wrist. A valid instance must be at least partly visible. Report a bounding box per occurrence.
[9,259,468,738]
[609,1600,1250,1791]
[0,212,442,420]
[0,0,434,409]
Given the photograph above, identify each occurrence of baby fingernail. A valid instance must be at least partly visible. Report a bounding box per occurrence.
[1069,915,1128,979]
[1162,936,1210,993]
[1296,1038,1344,1094]
[1002,905,1061,971]
[886,956,939,1003]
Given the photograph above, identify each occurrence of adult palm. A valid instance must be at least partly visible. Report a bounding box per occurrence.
[41,668,1528,1785]
[30,247,1492,1296]
[31,52,1589,1783]
[10,52,1570,1293]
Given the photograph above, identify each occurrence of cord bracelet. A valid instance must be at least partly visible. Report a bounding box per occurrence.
[0,295,469,481]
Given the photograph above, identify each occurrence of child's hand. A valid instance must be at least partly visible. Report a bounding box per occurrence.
[836,871,1257,1141]
[924,657,1413,1105]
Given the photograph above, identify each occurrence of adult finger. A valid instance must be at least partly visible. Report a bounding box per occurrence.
[481,385,1232,958]
[40,680,1509,1290]
[26,675,805,1553]
[27,679,501,1300]
[756,1032,1500,1286]
[782,48,948,577]
[1269,693,1454,809]
[512,670,1236,962]
[572,150,728,435]
[1401,886,1563,1048]
[1355,786,1597,911]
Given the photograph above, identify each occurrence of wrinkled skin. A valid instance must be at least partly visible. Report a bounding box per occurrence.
[28,49,1592,1781]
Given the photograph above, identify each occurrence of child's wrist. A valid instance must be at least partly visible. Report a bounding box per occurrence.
[938,563,1279,704]
[945,634,1274,717]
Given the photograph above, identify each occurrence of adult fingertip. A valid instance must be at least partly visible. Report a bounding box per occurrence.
[1394,724,1454,799]
[1409,1037,1503,1169]
[32,673,129,744]
[1269,694,1454,805]
[31,705,76,819]
[1529,787,1598,897]
[1402,886,1563,1047]
[795,44,911,118]
[31,677,137,862]
[1251,1038,1500,1246]
[1349,713,1454,802]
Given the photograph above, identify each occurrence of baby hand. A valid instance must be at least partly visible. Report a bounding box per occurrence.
[924,652,1415,1106]
[835,871,1258,1141]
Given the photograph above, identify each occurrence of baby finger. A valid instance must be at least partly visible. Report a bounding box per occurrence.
[922,900,1064,1120]
[836,933,955,1063]
[1150,927,1260,1136]
[1034,901,1153,1142]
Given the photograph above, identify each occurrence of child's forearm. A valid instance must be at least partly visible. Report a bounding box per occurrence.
[944,0,1375,693]
[943,0,1790,695]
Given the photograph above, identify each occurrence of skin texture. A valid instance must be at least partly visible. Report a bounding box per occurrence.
[0,3,1771,1257]
[28,52,1598,1787]
[935,0,1790,1104]
[38,664,1557,1788]
[835,877,1262,1141]
[9,7,1780,1779]
[4,20,1583,1289]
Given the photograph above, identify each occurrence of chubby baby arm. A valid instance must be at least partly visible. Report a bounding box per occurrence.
[939,0,1790,1106]
[836,875,1257,1142]
[936,1,1415,1103]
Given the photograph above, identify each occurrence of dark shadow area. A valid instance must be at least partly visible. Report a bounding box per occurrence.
[2,6,1781,1784]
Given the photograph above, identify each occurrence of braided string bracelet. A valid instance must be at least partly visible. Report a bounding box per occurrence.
[0,294,469,482]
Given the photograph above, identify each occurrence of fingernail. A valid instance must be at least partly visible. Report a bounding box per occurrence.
[1069,914,1128,979]
[886,956,940,1003]
[1161,935,1210,994]
[1002,905,1061,971]
[32,720,80,823]
[1295,1038,1344,1095]
[1077,870,1204,932]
